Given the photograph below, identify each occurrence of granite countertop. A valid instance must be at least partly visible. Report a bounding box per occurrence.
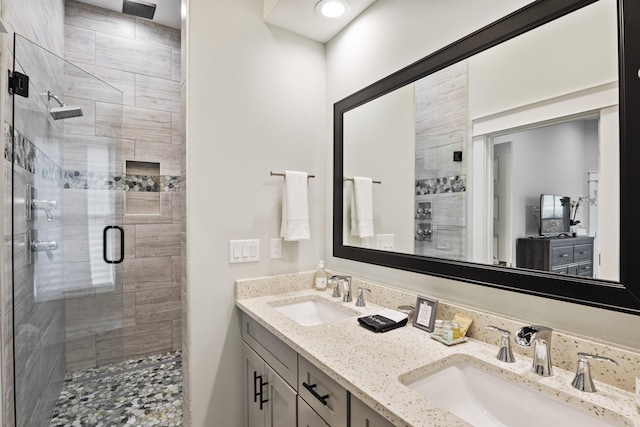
[236,287,638,427]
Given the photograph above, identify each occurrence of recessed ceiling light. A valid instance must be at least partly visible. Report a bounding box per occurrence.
[315,0,350,19]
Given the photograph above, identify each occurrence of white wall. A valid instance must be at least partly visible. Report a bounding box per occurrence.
[326,0,640,349]
[186,0,325,424]
[468,0,618,118]
[343,84,415,252]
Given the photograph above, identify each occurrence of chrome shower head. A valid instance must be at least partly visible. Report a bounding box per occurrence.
[50,105,84,120]
[47,91,83,120]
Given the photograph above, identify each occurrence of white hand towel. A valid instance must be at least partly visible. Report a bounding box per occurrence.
[350,177,374,238]
[280,171,310,241]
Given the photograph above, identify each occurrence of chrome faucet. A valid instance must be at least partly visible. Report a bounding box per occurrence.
[355,287,370,307]
[485,325,515,363]
[328,275,351,299]
[570,352,617,392]
[515,325,553,376]
[330,275,352,302]
[341,277,352,302]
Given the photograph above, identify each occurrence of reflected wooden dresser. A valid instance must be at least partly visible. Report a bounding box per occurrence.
[516,236,595,277]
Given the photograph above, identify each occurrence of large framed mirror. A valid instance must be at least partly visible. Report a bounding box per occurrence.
[333,0,640,314]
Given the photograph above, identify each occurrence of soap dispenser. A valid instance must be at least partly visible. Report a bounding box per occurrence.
[314,260,327,291]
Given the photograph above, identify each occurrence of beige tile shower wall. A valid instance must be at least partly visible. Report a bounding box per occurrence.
[414,62,468,260]
[63,0,183,371]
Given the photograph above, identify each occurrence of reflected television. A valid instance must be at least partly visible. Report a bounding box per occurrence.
[540,194,570,236]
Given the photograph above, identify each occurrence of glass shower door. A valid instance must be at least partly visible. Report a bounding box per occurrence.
[11,33,125,426]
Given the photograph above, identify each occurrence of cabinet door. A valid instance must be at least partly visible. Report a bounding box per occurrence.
[298,396,329,427]
[350,395,395,427]
[244,343,267,427]
[265,363,297,427]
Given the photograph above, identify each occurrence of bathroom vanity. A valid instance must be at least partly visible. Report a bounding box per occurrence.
[242,313,387,427]
[236,272,640,427]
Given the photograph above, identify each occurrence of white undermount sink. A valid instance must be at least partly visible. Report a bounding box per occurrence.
[271,297,357,326]
[401,359,627,427]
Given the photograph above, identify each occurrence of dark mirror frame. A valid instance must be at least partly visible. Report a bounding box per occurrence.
[333,0,640,315]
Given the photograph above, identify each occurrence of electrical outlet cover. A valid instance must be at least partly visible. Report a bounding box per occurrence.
[270,238,282,259]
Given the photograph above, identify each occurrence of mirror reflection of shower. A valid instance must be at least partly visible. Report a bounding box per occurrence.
[47,90,83,120]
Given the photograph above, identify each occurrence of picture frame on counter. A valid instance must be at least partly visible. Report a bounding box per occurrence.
[412,295,438,332]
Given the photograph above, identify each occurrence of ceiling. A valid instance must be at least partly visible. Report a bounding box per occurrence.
[74,0,376,42]
[264,0,377,43]
[74,0,182,29]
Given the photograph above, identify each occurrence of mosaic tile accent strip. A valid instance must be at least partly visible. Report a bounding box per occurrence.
[4,122,64,183]
[123,175,182,192]
[5,122,182,192]
[63,170,125,190]
[415,175,466,195]
[50,351,183,427]
[161,176,181,192]
[125,174,160,192]
[4,122,13,162]
[62,173,182,192]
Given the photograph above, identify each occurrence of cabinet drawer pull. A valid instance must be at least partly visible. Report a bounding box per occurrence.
[259,386,269,410]
[303,382,330,406]
[253,372,269,410]
[559,253,569,257]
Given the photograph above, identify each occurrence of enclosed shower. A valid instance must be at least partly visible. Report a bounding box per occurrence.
[9,33,182,426]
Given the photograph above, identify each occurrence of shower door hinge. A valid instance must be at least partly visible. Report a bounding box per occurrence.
[8,70,29,97]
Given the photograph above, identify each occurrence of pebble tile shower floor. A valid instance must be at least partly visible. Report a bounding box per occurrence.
[49,351,182,426]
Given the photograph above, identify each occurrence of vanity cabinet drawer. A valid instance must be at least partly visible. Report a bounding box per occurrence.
[298,356,347,426]
[550,245,574,266]
[573,244,593,262]
[242,313,298,388]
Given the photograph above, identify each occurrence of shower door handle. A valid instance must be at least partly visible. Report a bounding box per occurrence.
[103,225,125,264]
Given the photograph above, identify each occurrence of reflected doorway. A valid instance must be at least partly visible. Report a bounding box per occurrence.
[490,118,600,275]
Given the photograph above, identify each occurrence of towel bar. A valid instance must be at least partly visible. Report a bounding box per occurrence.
[270,171,315,178]
[343,177,382,184]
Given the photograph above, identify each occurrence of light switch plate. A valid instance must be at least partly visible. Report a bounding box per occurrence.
[229,239,260,263]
